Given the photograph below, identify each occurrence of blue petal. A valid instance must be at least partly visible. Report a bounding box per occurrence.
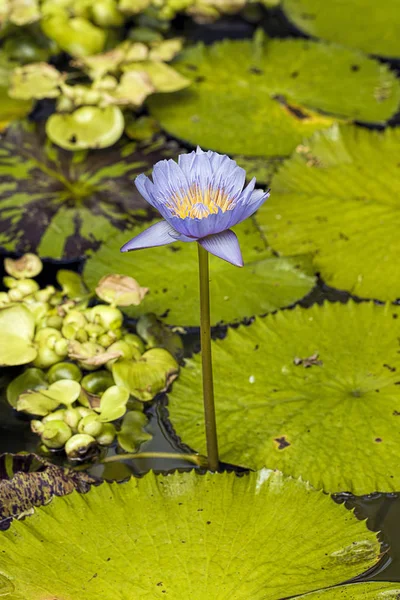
[120,220,185,252]
[198,229,244,267]
[178,151,197,178]
[135,174,157,207]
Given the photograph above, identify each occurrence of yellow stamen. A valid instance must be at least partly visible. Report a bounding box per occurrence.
[166,183,234,219]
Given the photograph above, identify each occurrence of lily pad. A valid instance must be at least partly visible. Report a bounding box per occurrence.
[148,37,400,159]
[0,469,385,599]
[84,219,316,326]
[0,304,37,366]
[282,0,400,59]
[0,453,94,529]
[0,121,181,259]
[257,124,400,301]
[167,301,400,494]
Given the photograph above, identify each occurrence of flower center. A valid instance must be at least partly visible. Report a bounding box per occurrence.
[166,184,235,219]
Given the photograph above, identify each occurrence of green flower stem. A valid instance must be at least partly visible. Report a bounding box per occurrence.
[198,244,219,472]
[102,452,208,467]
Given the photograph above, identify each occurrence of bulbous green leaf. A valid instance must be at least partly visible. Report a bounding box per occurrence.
[112,348,179,401]
[46,105,125,150]
[84,219,316,326]
[282,0,400,59]
[0,470,384,599]
[168,301,400,494]
[0,304,37,366]
[257,124,400,301]
[97,384,129,422]
[6,368,47,409]
[41,15,106,57]
[0,121,181,259]
[149,38,400,159]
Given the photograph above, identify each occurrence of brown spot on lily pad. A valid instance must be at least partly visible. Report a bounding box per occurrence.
[274,436,291,450]
[293,352,323,368]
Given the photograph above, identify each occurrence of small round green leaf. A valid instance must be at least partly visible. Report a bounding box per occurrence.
[0,305,37,366]
[282,0,400,59]
[97,385,129,422]
[46,105,125,150]
[41,15,106,57]
[6,368,47,408]
[257,124,400,301]
[44,380,81,406]
[149,38,400,158]
[0,470,382,599]
[84,219,316,326]
[168,301,400,494]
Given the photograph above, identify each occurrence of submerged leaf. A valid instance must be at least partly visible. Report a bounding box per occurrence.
[149,38,400,158]
[0,453,94,529]
[257,125,400,301]
[0,470,383,598]
[0,121,182,259]
[84,219,316,326]
[168,301,400,494]
[6,368,47,409]
[117,409,152,451]
[282,0,400,58]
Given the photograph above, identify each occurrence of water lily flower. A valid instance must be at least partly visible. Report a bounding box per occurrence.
[121,148,270,267]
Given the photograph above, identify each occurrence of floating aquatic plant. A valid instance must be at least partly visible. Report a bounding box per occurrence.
[2,254,181,460]
[121,147,269,470]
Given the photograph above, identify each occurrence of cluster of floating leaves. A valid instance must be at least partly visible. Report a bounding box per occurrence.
[1,253,180,460]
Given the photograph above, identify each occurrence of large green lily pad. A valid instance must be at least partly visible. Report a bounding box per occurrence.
[0,121,181,259]
[257,124,400,301]
[148,37,400,159]
[84,219,316,326]
[167,301,400,494]
[282,0,400,59]
[0,469,386,599]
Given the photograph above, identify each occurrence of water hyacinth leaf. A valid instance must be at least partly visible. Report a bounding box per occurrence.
[6,368,47,409]
[257,125,400,300]
[9,62,63,100]
[4,253,42,279]
[84,219,316,326]
[0,304,37,366]
[46,105,125,150]
[41,15,106,57]
[95,274,148,306]
[0,56,32,131]
[43,379,81,406]
[0,453,94,529]
[117,409,152,451]
[148,38,400,159]
[136,313,184,360]
[16,390,60,416]
[0,121,181,259]
[282,0,400,59]
[0,470,384,599]
[97,385,129,422]
[112,348,179,401]
[6,0,41,25]
[56,270,89,299]
[124,61,191,93]
[168,301,400,494]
